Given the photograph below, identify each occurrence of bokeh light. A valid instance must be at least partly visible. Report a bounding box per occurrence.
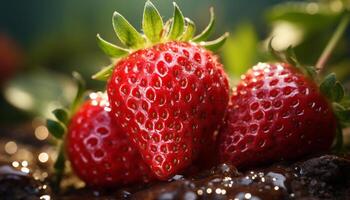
[4,141,17,154]
[35,125,49,140]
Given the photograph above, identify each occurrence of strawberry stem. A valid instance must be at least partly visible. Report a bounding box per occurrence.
[48,72,86,192]
[52,143,66,192]
[316,13,350,73]
[334,123,344,153]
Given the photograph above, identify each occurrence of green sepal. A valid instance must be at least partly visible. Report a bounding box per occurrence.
[331,104,349,153]
[46,119,65,139]
[304,66,317,80]
[52,108,69,125]
[285,46,300,67]
[268,39,299,66]
[332,100,349,154]
[143,0,163,43]
[47,73,87,191]
[54,145,65,173]
[268,37,284,62]
[333,82,345,102]
[71,72,86,113]
[167,2,185,40]
[320,73,336,99]
[340,95,350,108]
[52,143,66,192]
[97,1,228,68]
[333,124,344,153]
[268,39,318,80]
[200,32,229,51]
[96,34,129,58]
[336,109,350,123]
[192,7,215,42]
[320,73,344,102]
[180,18,196,41]
[333,102,350,124]
[113,11,146,49]
[284,46,318,79]
[92,64,114,81]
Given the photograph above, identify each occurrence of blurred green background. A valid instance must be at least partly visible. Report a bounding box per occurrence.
[0,0,349,125]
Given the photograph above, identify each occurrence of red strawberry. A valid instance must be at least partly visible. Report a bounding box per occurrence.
[219,63,337,168]
[107,42,229,178]
[94,2,230,179]
[66,92,153,187]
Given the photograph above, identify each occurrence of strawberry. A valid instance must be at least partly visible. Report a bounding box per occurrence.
[94,1,230,179]
[218,61,348,168]
[47,75,153,188]
[218,12,350,168]
[66,92,153,187]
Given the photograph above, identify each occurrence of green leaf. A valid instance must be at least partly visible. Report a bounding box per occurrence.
[52,108,69,125]
[113,11,146,49]
[3,69,75,117]
[71,72,86,113]
[285,46,300,66]
[96,34,129,58]
[332,82,345,102]
[200,32,229,51]
[222,24,258,77]
[266,2,340,33]
[320,73,336,99]
[333,102,345,114]
[336,109,350,123]
[162,19,172,38]
[92,64,114,81]
[142,0,163,43]
[46,119,65,139]
[180,18,196,41]
[340,95,350,107]
[320,73,344,102]
[167,2,185,40]
[192,7,215,42]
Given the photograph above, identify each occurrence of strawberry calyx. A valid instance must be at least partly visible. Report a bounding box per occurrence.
[318,12,350,152]
[268,12,350,152]
[46,72,86,191]
[93,1,229,81]
[268,38,317,80]
[320,73,350,152]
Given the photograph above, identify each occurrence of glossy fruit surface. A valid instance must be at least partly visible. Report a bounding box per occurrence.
[219,63,336,168]
[67,93,153,187]
[107,41,230,179]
